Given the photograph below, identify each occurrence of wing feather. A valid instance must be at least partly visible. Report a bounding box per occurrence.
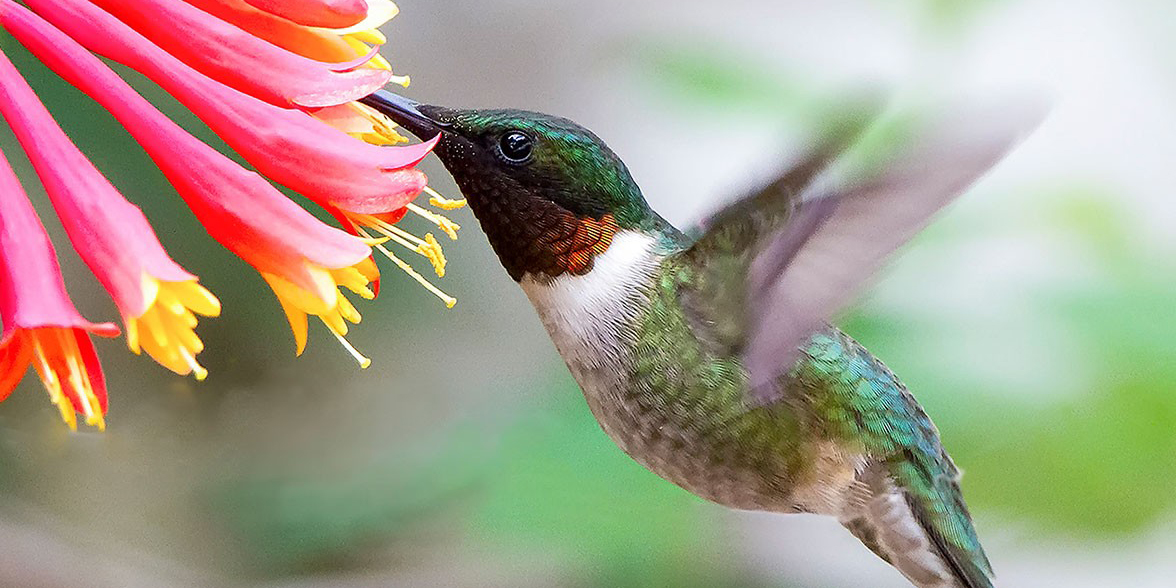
[681,101,1046,405]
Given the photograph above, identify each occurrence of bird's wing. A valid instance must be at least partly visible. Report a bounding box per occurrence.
[679,102,1044,406]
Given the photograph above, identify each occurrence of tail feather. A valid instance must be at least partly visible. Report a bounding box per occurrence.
[841,464,994,588]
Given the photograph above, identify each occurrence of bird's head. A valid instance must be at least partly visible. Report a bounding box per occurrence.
[361,90,663,281]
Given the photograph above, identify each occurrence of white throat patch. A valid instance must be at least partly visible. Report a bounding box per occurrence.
[519,230,661,370]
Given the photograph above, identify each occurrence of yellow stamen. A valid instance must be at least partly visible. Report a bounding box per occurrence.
[424,186,468,211]
[328,324,372,369]
[25,329,106,430]
[332,265,377,299]
[371,242,457,308]
[355,219,448,277]
[60,338,103,430]
[30,335,76,431]
[179,347,208,382]
[127,276,219,381]
[407,202,461,240]
[423,233,447,277]
[341,191,463,305]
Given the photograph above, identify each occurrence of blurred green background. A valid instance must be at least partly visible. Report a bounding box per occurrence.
[2,0,1175,586]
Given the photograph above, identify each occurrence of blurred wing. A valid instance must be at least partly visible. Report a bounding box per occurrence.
[678,109,880,356]
[682,102,1045,406]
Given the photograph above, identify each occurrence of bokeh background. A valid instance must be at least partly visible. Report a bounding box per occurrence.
[2,0,1176,586]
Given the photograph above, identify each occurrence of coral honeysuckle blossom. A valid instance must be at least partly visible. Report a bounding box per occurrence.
[0,0,461,430]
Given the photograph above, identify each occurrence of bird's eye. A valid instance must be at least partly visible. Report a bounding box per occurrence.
[498,131,534,163]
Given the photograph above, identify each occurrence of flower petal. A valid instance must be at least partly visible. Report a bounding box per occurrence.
[0,45,193,318]
[319,0,398,35]
[28,0,389,108]
[0,147,119,341]
[183,0,363,64]
[243,0,369,29]
[0,336,31,402]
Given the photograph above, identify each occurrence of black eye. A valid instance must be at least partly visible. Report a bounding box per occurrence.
[498,131,533,163]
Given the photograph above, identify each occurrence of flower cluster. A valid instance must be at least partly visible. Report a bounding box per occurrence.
[0,0,460,430]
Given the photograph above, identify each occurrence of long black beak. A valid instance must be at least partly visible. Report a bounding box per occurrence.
[360,90,449,140]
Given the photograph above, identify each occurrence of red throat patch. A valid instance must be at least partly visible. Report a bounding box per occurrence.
[533,212,619,277]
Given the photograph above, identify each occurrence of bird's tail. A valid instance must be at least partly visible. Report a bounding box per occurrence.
[840,463,995,588]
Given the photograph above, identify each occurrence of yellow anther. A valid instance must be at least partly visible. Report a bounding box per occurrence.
[372,242,456,308]
[180,347,208,382]
[424,186,468,211]
[127,277,218,381]
[63,347,103,430]
[416,233,447,277]
[355,217,451,279]
[330,264,377,299]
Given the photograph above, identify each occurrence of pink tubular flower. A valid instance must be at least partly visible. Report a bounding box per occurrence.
[243,0,369,28]
[179,0,410,140]
[0,150,119,431]
[186,0,402,70]
[83,0,390,109]
[0,47,220,380]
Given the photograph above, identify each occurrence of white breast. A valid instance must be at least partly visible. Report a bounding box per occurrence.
[519,230,661,374]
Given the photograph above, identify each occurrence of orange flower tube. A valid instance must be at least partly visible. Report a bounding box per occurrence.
[0,149,119,430]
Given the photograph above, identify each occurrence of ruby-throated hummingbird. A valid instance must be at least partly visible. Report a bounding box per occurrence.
[362,89,1037,588]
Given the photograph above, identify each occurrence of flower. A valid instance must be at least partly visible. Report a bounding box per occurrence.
[242,0,370,29]
[0,46,220,380]
[178,0,409,140]
[186,0,404,74]
[0,150,120,430]
[83,0,392,109]
[0,0,462,428]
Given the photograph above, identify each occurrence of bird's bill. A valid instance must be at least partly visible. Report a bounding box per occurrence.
[359,89,449,140]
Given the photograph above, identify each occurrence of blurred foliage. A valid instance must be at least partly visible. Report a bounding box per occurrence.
[471,376,735,588]
[874,0,1013,33]
[216,427,491,574]
[631,38,814,115]
[962,193,1176,534]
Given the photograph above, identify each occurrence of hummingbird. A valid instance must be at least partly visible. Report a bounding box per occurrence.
[362,89,1037,588]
